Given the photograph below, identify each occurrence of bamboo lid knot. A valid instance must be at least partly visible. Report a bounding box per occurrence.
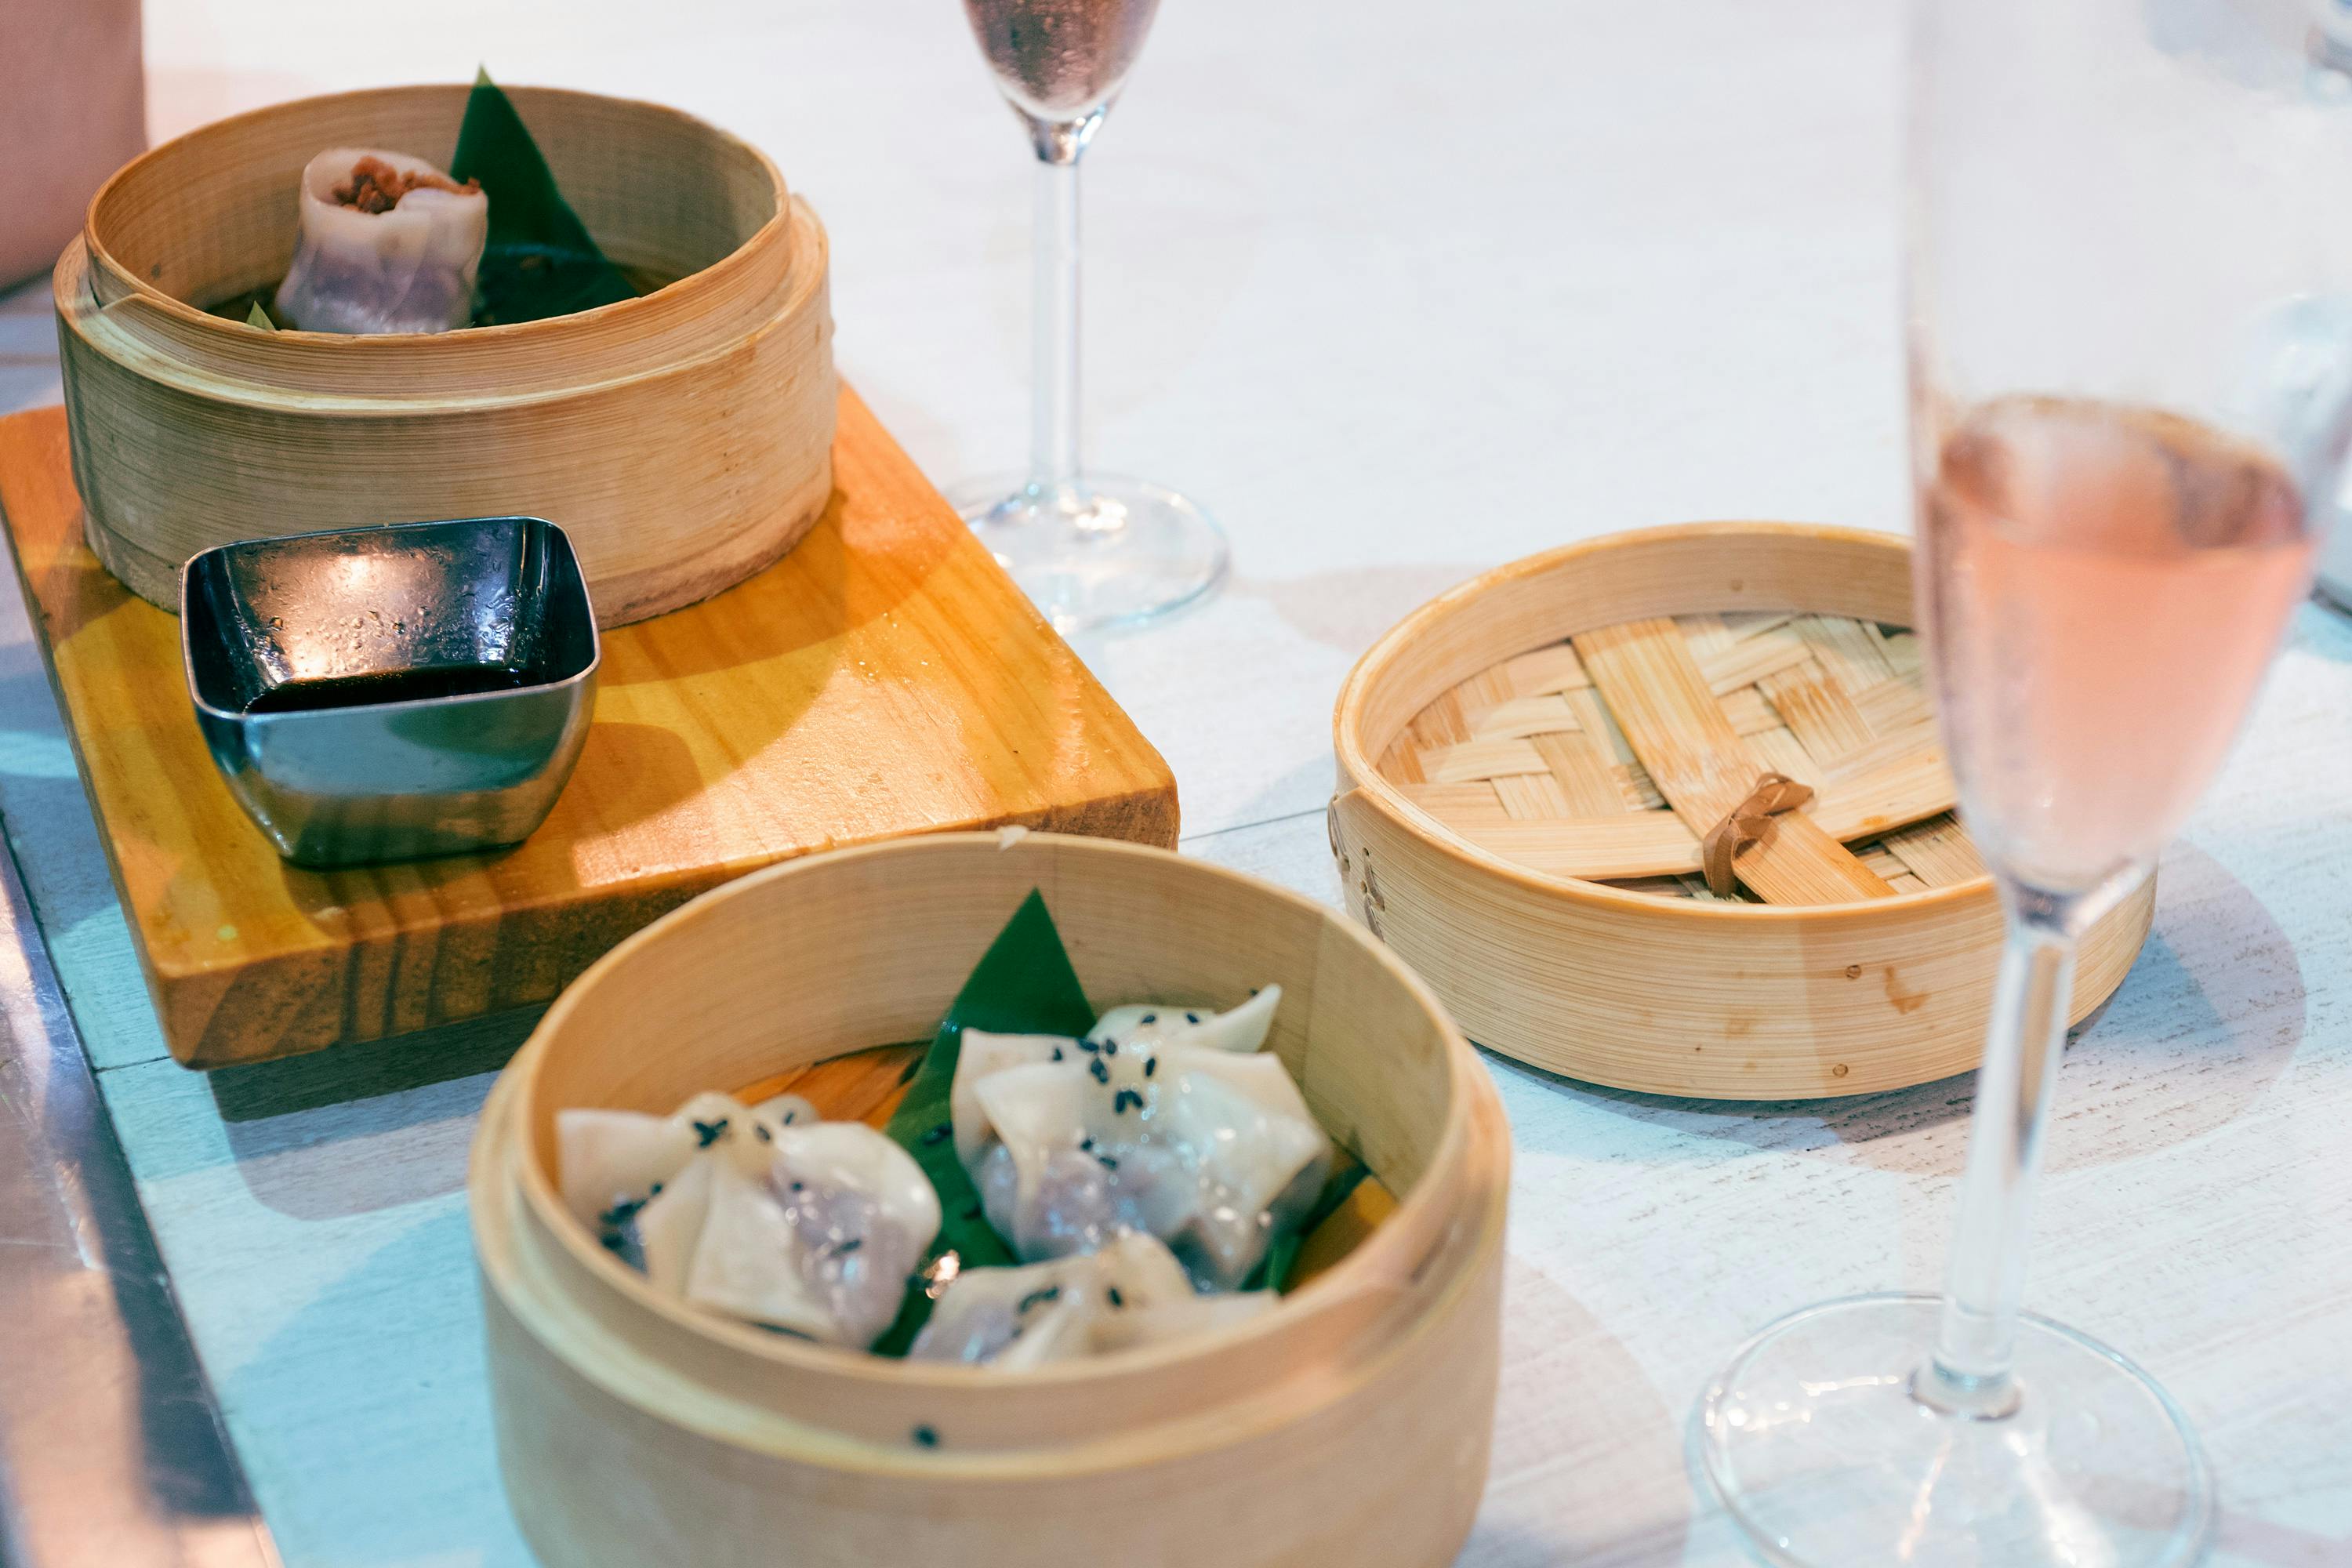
[1700,772,1815,898]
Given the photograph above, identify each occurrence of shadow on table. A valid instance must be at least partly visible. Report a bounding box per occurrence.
[1462,1517,1695,1568]
[1229,561,1494,662]
[208,1040,515,1221]
[205,1004,540,1123]
[1467,1258,1693,1568]
[2297,591,2352,662]
[1493,841,2307,1178]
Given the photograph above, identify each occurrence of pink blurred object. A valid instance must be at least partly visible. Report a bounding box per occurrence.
[0,0,147,289]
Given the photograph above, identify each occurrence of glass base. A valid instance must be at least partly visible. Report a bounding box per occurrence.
[1692,1294,2212,1568]
[948,472,1227,633]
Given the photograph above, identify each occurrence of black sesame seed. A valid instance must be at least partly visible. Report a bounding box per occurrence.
[1104,1040,1118,1056]
[1079,1135,1094,1151]
[790,1181,805,1192]
[648,1181,663,1196]
[1107,1287,1124,1308]
[1185,1012,1200,1024]
[1017,1284,1063,1313]
[1088,1058,1110,1084]
[1112,1088,1143,1115]
[833,1236,863,1255]
[782,1110,798,1124]
[1051,1047,1064,1062]
[753,1122,773,1143]
[1078,1038,1101,1054]
[913,1425,939,1448]
[921,1123,953,1145]
[1095,1152,1119,1171]
[1144,1057,1157,1078]
[600,1232,630,1255]
[692,1118,729,1147]
[598,1196,647,1227]
[1140,1013,1156,1025]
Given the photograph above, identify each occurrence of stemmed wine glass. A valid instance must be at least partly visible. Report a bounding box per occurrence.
[949,0,1227,631]
[1693,2,2351,1563]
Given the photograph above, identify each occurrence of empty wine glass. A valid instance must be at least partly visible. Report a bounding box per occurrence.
[949,0,1227,632]
[1692,2,2352,1563]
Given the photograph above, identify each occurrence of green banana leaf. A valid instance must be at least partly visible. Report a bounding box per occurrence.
[449,68,636,325]
[870,890,1093,1354]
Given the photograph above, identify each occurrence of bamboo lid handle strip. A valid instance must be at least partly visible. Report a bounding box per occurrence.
[1570,619,1896,904]
[1699,772,1816,899]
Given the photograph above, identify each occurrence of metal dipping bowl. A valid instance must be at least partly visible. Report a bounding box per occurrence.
[180,517,600,868]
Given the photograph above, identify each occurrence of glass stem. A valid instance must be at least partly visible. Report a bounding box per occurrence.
[1028,140,1083,509]
[1920,884,2082,1417]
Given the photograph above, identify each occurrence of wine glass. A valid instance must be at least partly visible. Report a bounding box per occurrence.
[949,0,1227,632]
[1692,2,2352,1563]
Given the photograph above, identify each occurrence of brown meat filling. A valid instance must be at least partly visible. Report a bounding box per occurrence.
[331,156,480,215]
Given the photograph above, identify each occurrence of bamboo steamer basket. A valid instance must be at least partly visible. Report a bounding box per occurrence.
[1329,522,2157,1100]
[469,831,1510,1568]
[53,84,835,627]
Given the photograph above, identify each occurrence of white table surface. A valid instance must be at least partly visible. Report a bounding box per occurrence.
[3,2,2350,1563]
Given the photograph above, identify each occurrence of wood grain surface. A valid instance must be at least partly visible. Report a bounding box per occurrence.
[3,6,2351,1564]
[0,390,1178,1069]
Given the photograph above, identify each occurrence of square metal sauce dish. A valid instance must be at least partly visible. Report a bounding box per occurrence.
[180,517,600,869]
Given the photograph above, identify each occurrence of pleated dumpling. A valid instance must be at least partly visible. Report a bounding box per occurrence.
[951,985,1331,1290]
[909,1230,1277,1368]
[274,148,489,334]
[556,1090,936,1348]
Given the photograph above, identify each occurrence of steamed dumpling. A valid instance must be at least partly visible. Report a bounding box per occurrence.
[951,986,1332,1290]
[1091,986,1279,1054]
[274,148,488,334]
[909,1230,1276,1368]
[557,1090,937,1348]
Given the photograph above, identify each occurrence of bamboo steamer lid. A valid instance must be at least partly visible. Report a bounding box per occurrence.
[54,85,835,627]
[470,832,1510,1568]
[1330,522,2157,1099]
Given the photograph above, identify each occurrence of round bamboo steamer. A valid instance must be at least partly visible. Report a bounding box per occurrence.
[1330,522,2158,1100]
[470,831,1510,1568]
[53,84,835,627]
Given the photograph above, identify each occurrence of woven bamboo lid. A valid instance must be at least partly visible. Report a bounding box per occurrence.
[1329,523,2155,1099]
[1377,608,1980,903]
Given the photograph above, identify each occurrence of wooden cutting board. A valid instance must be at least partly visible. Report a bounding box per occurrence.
[0,389,1179,1069]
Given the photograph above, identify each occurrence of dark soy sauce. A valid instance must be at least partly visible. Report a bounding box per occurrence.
[242,666,533,713]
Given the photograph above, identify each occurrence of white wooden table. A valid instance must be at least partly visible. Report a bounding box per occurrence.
[3,2,2349,1562]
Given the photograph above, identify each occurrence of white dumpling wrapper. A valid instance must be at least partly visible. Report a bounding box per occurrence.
[557,1089,788,1225]
[636,1149,717,1296]
[752,1092,818,1129]
[555,1108,699,1225]
[910,1230,1272,1368]
[558,1091,942,1348]
[682,1123,939,1347]
[1092,985,1280,1054]
[274,147,488,335]
[1089,1290,1282,1356]
[953,986,1331,1290]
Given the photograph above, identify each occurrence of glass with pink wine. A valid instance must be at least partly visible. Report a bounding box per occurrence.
[1692,2,2352,1563]
[949,0,1226,632]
